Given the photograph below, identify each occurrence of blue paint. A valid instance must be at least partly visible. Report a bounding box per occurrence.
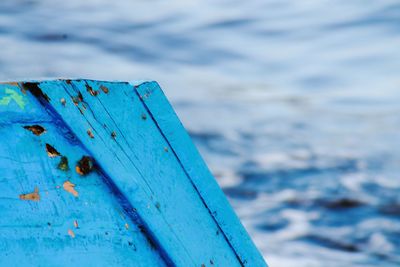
[0,80,267,267]
[136,81,267,266]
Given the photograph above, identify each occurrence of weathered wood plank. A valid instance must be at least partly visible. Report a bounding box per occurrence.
[136,81,267,266]
[0,83,166,267]
[0,80,267,267]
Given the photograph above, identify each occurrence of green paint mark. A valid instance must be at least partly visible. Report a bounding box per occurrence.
[0,88,26,109]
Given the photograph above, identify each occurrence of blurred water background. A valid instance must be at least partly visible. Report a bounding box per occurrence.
[1,0,400,266]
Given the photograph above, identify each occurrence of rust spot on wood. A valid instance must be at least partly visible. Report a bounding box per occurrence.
[75,156,94,175]
[19,187,40,201]
[72,91,83,106]
[46,144,61,157]
[87,129,94,138]
[63,181,78,197]
[68,229,75,238]
[0,81,19,86]
[86,84,99,96]
[100,85,109,94]
[57,156,69,171]
[23,125,46,136]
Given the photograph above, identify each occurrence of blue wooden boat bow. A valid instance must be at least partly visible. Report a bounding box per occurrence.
[0,80,267,267]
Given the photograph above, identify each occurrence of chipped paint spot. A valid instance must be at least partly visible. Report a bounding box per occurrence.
[72,91,83,106]
[19,187,40,201]
[86,84,99,96]
[23,125,46,136]
[0,81,19,86]
[100,85,109,94]
[46,144,61,157]
[23,82,51,102]
[87,129,94,138]
[141,113,147,120]
[164,147,169,152]
[125,223,129,230]
[76,156,94,175]
[57,156,69,171]
[68,229,75,238]
[63,181,78,197]
[0,88,26,109]
[74,220,79,228]
[111,131,117,139]
[60,98,66,106]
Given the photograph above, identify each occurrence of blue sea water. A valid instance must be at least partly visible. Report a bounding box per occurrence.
[1,0,400,266]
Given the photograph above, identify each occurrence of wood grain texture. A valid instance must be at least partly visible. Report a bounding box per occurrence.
[136,81,267,267]
[0,82,166,267]
[0,80,267,267]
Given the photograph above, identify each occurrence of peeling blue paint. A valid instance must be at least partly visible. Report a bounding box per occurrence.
[0,80,267,267]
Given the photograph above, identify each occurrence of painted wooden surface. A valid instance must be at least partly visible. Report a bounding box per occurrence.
[0,80,267,267]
